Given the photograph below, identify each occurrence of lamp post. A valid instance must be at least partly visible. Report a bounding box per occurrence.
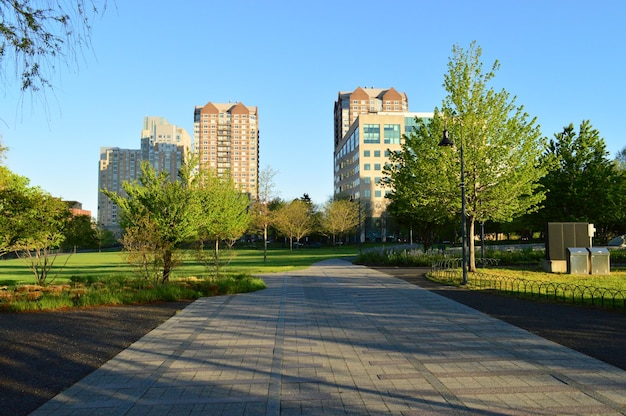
[358,198,362,255]
[439,127,468,285]
[350,196,363,255]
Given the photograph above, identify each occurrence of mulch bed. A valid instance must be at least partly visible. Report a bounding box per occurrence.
[0,301,191,416]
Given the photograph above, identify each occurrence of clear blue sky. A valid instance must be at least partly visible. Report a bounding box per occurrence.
[1,0,624,216]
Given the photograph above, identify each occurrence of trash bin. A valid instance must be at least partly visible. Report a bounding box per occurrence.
[588,247,610,275]
[567,247,589,274]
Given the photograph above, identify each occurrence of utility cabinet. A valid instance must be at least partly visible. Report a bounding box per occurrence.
[545,222,596,274]
[567,247,589,274]
[588,247,610,275]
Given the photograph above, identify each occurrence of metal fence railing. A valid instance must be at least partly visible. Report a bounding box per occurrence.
[430,259,626,310]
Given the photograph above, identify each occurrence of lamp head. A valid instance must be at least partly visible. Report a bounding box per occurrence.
[439,129,454,147]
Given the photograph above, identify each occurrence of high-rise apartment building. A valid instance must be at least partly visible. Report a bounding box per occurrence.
[193,102,259,197]
[334,86,409,149]
[98,147,142,230]
[333,87,432,241]
[141,116,192,173]
[98,116,191,231]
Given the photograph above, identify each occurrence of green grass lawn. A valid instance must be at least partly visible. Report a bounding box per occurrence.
[429,265,626,309]
[0,246,360,285]
[477,267,626,291]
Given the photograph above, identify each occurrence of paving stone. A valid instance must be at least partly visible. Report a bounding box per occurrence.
[30,259,626,415]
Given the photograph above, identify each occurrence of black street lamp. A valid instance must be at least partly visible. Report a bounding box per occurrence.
[439,128,468,285]
[351,196,362,255]
[358,198,362,255]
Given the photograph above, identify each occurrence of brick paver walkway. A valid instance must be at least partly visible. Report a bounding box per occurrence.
[31,259,626,415]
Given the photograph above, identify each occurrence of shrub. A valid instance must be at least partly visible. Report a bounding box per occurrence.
[486,248,544,266]
[0,272,266,312]
[354,247,446,267]
[355,246,551,268]
[6,296,74,312]
[69,275,101,284]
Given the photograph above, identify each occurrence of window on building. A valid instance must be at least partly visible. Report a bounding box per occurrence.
[363,124,380,144]
[384,124,401,144]
[363,150,370,157]
[374,150,381,157]
[364,190,371,198]
[363,177,371,184]
[363,163,371,171]
[374,163,381,171]
[404,117,419,135]
[375,177,382,184]
[375,190,382,198]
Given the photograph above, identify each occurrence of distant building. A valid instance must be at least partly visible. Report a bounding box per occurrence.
[193,102,259,198]
[333,87,432,241]
[66,201,92,218]
[97,147,142,230]
[141,116,191,174]
[97,117,191,231]
[334,86,409,149]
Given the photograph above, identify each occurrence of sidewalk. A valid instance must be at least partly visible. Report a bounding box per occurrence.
[31,259,626,415]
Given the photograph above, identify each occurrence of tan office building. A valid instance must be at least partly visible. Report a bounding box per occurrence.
[193,102,259,198]
[98,147,142,230]
[98,116,191,231]
[333,87,432,241]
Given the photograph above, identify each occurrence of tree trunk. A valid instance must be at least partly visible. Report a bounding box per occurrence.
[263,225,268,263]
[468,218,477,272]
[162,249,172,284]
[214,239,220,278]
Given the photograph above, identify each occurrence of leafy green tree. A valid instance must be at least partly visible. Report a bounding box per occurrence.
[274,199,314,251]
[319,199,359,245]
[61,214,98,251]
[9,188,71,284]
[535,121,626,241]
[616,146,626,171]
[117,213,161,281]
[1,0,107,93]
[266,197,285,243]
[93,223,117,251]
[0,165,33,256]
[103,160,199,283]
[384,134,458,250]
[0,164,71,285]
[249,166,278,262]
[385,42,549,271]
[195,170,250,277]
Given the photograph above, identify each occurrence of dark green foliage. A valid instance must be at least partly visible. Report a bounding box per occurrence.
[534,121,626,241]
[486,248,545,266]
[355,249,446,267]
[61,214,99,251]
